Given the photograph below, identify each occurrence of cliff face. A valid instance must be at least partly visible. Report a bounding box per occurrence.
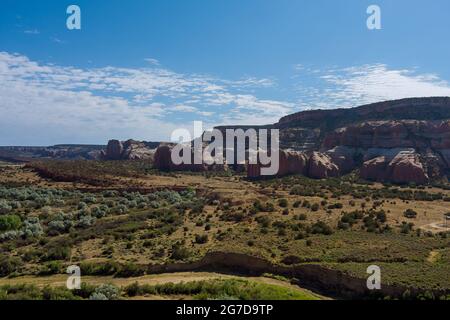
[320,120,450,183]
[322,120,450,150]
[246,97,450,183]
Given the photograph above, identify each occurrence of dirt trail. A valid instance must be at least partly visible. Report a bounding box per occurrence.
[420,222,450,233]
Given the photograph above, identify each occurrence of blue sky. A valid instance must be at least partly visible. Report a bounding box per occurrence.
[1,0,450,145]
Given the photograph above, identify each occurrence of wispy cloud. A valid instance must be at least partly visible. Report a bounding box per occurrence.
[50,37,65,44]
[144,58,160,66]
[24,29,40,35]
[294,64,450,109]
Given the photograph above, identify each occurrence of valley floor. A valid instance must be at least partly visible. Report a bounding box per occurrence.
[0,162,449,300]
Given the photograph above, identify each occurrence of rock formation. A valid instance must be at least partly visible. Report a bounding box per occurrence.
[308,152,339,179]
[101,139,160,160]
[247,150,308,178]
[360,151,429,184]
[247,150,338,179]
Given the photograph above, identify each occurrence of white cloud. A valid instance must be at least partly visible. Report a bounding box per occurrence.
[168,105,198,113]
[295,64,450,109]
[0,52,290,145]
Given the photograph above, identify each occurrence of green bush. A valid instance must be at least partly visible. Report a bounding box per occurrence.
[0,215,22,231]
[0,255,23,277]
[42,286,79,300]
[38,261,62,276]
[310,221,333,235]
[170,246,191,261]
[80,261,119,276]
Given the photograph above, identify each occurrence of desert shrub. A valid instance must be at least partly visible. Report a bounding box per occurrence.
[310,221,333,235]
[404,209,418,219]
[89,284,119,300]
[124,282,140,297]
[82,196,97,204]
[0,255,23,277]
[0,230,19,241]
[38,261,62,276]
[43,246,71,261]
[21,217,44,238]
[0,215,22,231]
[80,261,119,276]
[195,234,208,244]
[22,249,41,262]
[48,213,74,234]
[0,284,41,300]
[256,216,271,228]
[290,185,317,196]
[253,201,274,213]
[42,286,79,300]
[71,282,96,299]
[376,211,387,223]
[114,204,129,215]
[0,200,12,214]
[170,246,191,261]
[400,222,414,234]
[9,201,22,209]
[328,203,343,210]
[76,215,96,228]
[220,211,245,222]
[311,203,320,212]
[340,211,364,227]
[77,202,87,210]
[91,206,108,218]
[278,199,288,208]
[363,216,379,232]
